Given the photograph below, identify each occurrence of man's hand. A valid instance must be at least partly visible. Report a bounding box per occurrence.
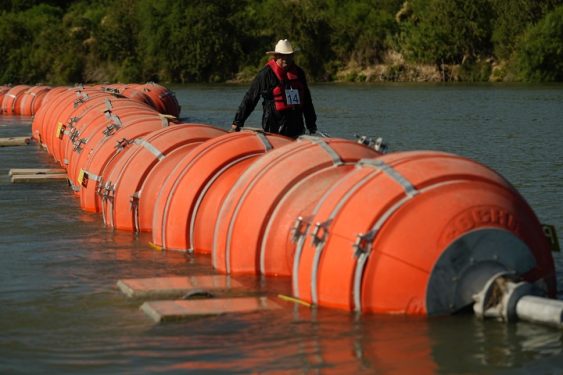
[230,123,241,132]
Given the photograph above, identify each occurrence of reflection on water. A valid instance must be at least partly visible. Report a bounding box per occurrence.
[1,84,563,373]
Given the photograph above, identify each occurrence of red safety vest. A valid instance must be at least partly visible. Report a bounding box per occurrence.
[267,59,305,112]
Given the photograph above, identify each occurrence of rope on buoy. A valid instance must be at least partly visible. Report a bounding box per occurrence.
[148,241,163,252]
[277,294,312,308]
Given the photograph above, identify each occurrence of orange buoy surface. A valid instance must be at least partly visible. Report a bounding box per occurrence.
[75,115,173,212]
[45,92,119,163]
[141,82,181,117]
[260,165,357,276]
[212,136,381,276]
[100,124,225,229]
[132,145,199,227]
[1,85,31,115]
[0,86,12,112]
[151,130,292,252]
[36,88,101,151]
[48,93,134,164]
[117,84,156,109]
[191,158,258,256]
[31,87,70,141]
[293,151,556,315]
[61,99,158,173]
[19,86,51,116]
[138,146,200,232]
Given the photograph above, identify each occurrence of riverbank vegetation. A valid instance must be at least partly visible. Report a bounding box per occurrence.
[1,0,562,84]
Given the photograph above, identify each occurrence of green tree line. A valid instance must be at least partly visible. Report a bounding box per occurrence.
[1,0,562,84]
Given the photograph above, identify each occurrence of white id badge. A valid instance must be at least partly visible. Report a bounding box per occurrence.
[285,88,301,105]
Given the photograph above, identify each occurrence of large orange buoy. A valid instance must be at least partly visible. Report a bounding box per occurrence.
[293,151,556,315]
[151,130,292,251]
[74,114,173,212]
[48,93,137,165]
[260,166,358,277]
[35,88,84,147]
[31,86,70,141]
[36,88,101,151]
[19,86,51,116]
[61,99,158,173]
[1,85,31,115]
[116,84,157,109]
[0,86,11,111]
[45,91,123,162]
[141,82,181,117]
[100,124,225,230]
[139,146,202,232]
[212,136,382,276]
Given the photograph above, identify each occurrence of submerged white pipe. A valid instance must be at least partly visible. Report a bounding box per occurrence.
[515,296,563,328]
[473,272,563,329]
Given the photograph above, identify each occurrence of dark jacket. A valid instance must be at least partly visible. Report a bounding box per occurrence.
[233,62,317,138]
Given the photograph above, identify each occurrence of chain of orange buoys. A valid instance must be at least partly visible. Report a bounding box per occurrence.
[4,82,562,327]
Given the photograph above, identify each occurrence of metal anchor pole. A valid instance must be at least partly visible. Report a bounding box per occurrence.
[473,272,563,328]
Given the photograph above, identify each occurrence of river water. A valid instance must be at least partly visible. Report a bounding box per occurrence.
[1,83,562,374]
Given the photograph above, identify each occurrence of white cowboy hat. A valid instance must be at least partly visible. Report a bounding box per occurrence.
[266,39,300,55]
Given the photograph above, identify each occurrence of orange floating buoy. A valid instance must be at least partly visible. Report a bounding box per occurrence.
[61,98,158,174]
[35,89,83,148]
[0,86,11,111]
[44,91,135,163]
[1,85,31,115]
[19,86,51,116]
[31,87,70,141]
[117,84,156,109]
[293,151,556,315]
[74,114,173,212]
[212,136,382,276]
[100,124,225,230]
[261,165,358,277]
[141,82,181,117]
[38,88,101,152]
[139,146,201,233]
[151,130,292,252]
[48,93,130,164]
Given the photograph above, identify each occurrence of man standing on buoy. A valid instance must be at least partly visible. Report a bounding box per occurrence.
[231,39,317,138]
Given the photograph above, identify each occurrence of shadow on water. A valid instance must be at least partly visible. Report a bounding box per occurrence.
[1,83,563,373]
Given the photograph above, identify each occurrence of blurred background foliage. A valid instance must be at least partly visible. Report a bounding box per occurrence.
[0,0,562,83]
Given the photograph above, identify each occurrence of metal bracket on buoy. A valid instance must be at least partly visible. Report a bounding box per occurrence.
[103,87,121,95]
[473,272,563,328]
[60,118,78,139]
[100,181,116,227]
[68,116,80,128]
[373,137,387,153]
[291,216,313,243]
[99,181,115,202]
[354,134,388,153]
[73,137,87,153]
[115,137,133,151]
[103,114,122,137]
[73,92,89,108]
[311,219,332,246]
[352,230,377,257]
[104,98,113,112]
[68,127,79,142]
